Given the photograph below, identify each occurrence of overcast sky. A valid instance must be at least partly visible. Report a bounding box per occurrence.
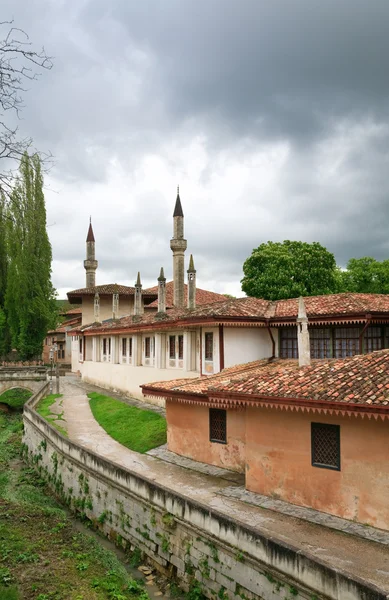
[3,0,389,298]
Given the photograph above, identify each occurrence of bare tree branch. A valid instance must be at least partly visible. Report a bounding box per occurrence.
[0,20,53,198]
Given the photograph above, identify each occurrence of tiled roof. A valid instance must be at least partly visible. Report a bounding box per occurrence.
[143,350,389,407]
[145,281,227,308]
[273,293,389,318]
[68,284,137,297]
[65,308,82,315]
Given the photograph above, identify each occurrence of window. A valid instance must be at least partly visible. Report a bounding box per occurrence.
[280,327,298,359]
[365,326,383,353]
[178,335,184,360]
[145,337,151,358]
[334,327,359,358]
[79,338,83,354]
[310,328,331,359]
[209,409,227,444]
[311,423,340,471]
[129,337,133,358]
[205,332,214,361]
[122,338,127,357]
[103,338,107,356]
[169,336,176,359]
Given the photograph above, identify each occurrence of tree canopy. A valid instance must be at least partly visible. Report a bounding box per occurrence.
[241,240,339,300]
[338,257,389,295]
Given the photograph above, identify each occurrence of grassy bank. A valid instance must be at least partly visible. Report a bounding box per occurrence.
[0,388,32,410]
[88,393,167,453]
[35,394,68,437]
[0,407,149,600]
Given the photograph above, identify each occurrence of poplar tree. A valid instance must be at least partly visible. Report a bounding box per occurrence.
[0,192,10,356]
[5,153,56,359]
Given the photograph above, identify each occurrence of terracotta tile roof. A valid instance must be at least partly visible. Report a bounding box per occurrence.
[65,308,82,315]
[144,281,227,308]
[143,350,389,407]
[68,283,136,297]
[273,293,389,318]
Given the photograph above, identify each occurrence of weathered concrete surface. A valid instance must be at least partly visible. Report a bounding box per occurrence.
[0,366,47,395]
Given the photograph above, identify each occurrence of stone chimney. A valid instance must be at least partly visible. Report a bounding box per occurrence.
[134,272,143,316]
[297,296,310,367]
[157,267,166,314]
[94,292,100,323]
[170,187,187,308]
[112,290,119,319]
[187,254,196,310]
[84,218,98,288]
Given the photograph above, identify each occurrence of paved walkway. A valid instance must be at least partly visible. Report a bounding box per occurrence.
[57,376,389,593]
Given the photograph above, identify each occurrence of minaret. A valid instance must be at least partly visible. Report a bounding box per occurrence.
[170,186,187,308]
[297,296,311,367]
[84,218,98,288]
[157,267,167,314]
[187,254,196,310]
[134,272,143,316]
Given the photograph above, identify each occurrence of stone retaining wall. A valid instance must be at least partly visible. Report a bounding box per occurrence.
[22,396,386,600]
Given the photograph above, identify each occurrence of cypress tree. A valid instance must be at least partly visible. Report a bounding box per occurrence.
[5,153,57,359]
[0,193,10,356]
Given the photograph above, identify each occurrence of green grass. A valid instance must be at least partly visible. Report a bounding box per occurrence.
[35,394,68,437]
[0,388,32,410]
[88,393,167,453]
[0,410,150,600]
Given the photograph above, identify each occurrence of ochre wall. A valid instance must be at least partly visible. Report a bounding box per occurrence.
[245,407,389,530]
[82,296,134,325]
[166,401,245,472]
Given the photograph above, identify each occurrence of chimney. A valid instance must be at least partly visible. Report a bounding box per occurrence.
[134,272,143,316]
[187,254,196,309]
[157,267,166,314]
[297,296,310,367]
[84,218,98,288]
[94,292,100,323]
[170,186,187,308]
[112,290,119,319]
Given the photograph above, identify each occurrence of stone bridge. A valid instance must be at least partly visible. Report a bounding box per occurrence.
[0,366,48,396]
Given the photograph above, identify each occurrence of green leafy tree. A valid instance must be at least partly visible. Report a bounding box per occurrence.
[241,240,338,300]
[5,153,57,359]
[339,257,389,294]
[0,193,10,356]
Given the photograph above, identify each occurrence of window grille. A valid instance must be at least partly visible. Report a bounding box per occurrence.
[334,327,360,358]
[365,326,383,353]
[310,328,331,358]
[311,423,340,471]
[108,338,111,355]
[169,336,176,359]
[205,332,214,361]
[129,337,133,358]
[178,335,184,360]
[122,338,127,357]
[145,337,151,358]
[209,409,227,444]
[79,338,83,353]
[280,327,298,358]
[103,338,107,356]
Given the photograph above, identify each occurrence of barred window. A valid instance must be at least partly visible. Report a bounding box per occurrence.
[79,338,83,354]
[310,328,331,359]
[169,336,176,359]
[209,409,227,444]
[178,335,184,360]
[334,327,360,358]
[311,423,340,471]
[102,338,107,356]
[122,338,127,357]
[145,337,151,358]
[280,327,298,359]
[205,332,214,361]
[129,337,133,358]
[365,326,383,353]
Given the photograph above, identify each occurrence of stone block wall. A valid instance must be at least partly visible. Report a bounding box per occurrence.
[22,400,386,600]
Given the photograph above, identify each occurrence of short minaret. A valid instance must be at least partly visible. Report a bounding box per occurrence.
[94,292,100,323]
[134,272,143,316]
[84,218,98,288]
[297,296,311,367]
[187,254,196,310]
[170,187,187,308]
[157,267,167,314]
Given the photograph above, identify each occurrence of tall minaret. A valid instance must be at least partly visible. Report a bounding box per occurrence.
[170,187,187,308]
[84,218,98,288]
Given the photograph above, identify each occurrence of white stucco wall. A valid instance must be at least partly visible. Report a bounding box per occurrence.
[81,360,200,405]
[82,296,134,325]
[224,327,274,368]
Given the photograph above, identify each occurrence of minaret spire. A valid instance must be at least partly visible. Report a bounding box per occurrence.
[134,272,143,316]
[170,187,187,307]
[84,219,98,287]
[157,267,167,314]
[187,254,196,310]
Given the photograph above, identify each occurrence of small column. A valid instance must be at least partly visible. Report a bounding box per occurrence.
[157,267,167,314]
[84,218,98,288]
[187,254,196,310]
[112,292,119,319]
[94,293,100,323]
[297,297,311,367]
[92,337,97,362]
[134,272,143,316]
